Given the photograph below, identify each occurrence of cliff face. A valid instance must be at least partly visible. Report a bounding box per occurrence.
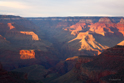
[78,45,124,83]
[20,31,39,40]
[54,45,124,83]
[52,56,94,83]
[0,15,124,82]
[117,40,124,45]
[0,15,54,71]
[0,15,38,30]
[20,50,35,59]
[116,18,124,36]
[2,22,40,41]
[5,31,39,40]
[61,17,124,55]
[7,23,15,30]
[0,15,51,51]
[29,17,124,57]
[68,32,108,54]
[66,22,86,36]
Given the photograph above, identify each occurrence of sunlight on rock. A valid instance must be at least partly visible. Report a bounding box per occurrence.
[20,50,35,59]
[66,56,78,61]
[20,31,39,40]
[117,40,124,46]
[7,23,15,30]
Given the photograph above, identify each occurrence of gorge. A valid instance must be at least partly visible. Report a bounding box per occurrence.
[0,15,124,83]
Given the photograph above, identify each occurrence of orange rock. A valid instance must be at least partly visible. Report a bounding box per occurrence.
[64,23,86,36]
[117,40,124,46]
[69,32,109,51]
[20,31,39,40]
[116,18,124,36]
[20,50,35,59]
[119,18,124,23]
[7,23,15,30]
[88,22,115,36]
[66,56,78,61]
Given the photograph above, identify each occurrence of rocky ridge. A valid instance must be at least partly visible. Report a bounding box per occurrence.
[62,17,124,55]
[52,43,124,83]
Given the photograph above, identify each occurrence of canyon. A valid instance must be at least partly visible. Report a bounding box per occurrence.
[0,15,124,83]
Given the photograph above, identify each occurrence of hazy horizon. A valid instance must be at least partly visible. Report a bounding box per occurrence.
[1,14,124,18]
[0,0,124,17]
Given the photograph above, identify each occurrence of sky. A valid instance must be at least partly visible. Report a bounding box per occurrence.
[0,0,124,17]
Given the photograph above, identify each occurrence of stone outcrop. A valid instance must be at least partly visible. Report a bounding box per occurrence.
[68,32,109,54]
[88,17,116,36]
[117,40,124,46]
[116,18,124,36]
[61,17,124,56]
[64,23,86,36]
[78,45,124,82]
[66,56,78,61]
[5,31,39,40]
[7,23,15,30]
[20,50,35,59]
[20,31,39,40]
[55,45,124,83]
[51,56,94,83]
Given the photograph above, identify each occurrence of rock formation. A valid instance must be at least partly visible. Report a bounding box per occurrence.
[0,15,124,83]
[20,50,35,59]
[117,40,124,46]
[20,31,39,40]
[5,31,39,40]
[53,45,124,83]
[79,45,124,82]
[7,23,15,30]
[68,23,86,35]
[61,17,124,55]
[116,18,124,36]
[68,32,108,53]
[66,56,78,61]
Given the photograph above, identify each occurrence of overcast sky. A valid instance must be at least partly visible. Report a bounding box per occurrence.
[0,0,124,17]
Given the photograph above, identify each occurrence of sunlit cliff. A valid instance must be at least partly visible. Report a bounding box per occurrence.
[20,50,35,59]
[20,31,39,40]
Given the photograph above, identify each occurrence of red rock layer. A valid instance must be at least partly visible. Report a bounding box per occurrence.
[7,23,15,30]
[20,50,35,59]
[116,18,124,36]
[63,17,124,54]
[78,45,124,82]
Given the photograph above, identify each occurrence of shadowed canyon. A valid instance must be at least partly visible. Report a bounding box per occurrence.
[0,15,124,83]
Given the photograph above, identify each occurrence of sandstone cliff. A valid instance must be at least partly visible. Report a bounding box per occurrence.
[20,31,39,40]
[79,45,124,83]
[20,50,35,59]
[7,23,15,30]
[62,17,124,55]
[52,45,124,83]
[116,18,124,36]
[68,32,108,53]
[117,40,124,45]
[5,31,39,40]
